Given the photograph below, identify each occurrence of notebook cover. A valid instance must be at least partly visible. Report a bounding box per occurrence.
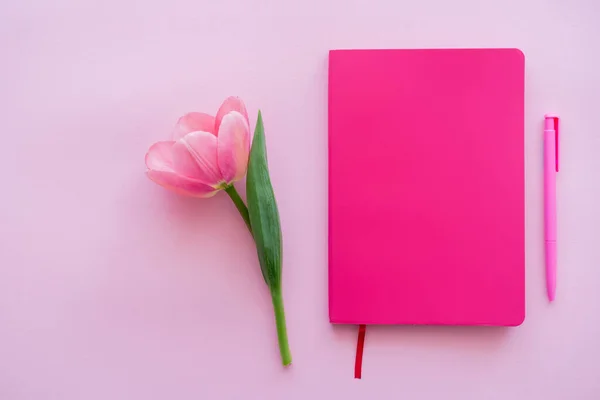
[328,48,525,326]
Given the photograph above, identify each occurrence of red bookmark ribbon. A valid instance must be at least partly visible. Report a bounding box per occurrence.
[354,324,367,379]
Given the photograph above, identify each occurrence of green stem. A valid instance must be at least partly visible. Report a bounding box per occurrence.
[271,288,292,366]
[226,184,290,365]
[225,185,252,233]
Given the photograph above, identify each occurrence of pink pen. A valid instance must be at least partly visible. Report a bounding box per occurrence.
[544,115,559,301]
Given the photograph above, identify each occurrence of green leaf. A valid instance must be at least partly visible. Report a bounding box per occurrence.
[246,110,291,366]
[246,110,282,290]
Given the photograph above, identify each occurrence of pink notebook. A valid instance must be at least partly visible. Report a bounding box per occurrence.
[328,49,525,326]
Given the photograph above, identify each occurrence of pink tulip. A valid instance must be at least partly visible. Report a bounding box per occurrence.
[145,97,251,197]
[144,101,292,366]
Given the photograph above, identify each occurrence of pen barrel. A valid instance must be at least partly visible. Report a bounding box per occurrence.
[544,130,557,241]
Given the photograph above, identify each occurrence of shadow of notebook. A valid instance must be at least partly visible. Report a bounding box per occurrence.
[328,49,525,327]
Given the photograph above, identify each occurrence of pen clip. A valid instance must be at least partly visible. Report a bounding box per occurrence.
[553,117,559,172]
[546,115,560,172]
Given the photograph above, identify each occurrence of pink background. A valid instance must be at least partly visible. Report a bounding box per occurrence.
[0,0,599,399]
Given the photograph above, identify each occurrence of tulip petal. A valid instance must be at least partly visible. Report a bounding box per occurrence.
[145,141,176,171]
[147,170,218,198]
[217,111,251,183]
[173,112,216,140]
[172,131,223,187]
[215,97,249,133]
